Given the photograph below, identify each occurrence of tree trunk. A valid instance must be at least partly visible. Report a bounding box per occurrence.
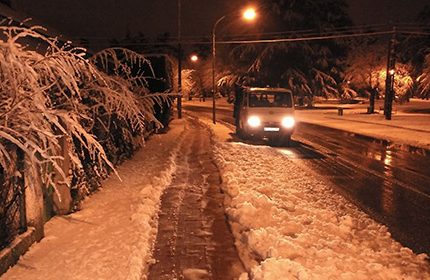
[368,88,376,114]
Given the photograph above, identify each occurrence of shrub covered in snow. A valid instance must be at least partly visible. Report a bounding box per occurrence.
[0,24,171,245]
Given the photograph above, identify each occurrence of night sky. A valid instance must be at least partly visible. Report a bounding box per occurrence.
[9,0,428,49]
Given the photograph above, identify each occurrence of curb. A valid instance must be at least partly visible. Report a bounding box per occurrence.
[298,120,430,157]
[0,227,37,275]
[325,116,430,134]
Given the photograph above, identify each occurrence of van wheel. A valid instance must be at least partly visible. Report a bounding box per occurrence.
[237,129,249,140]
[270,135,291,147]
[236,124,248,140]
[283,135,292,146]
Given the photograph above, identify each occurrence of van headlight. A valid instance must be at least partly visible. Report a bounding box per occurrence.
[281,116,295,128]
[247,116,261,127]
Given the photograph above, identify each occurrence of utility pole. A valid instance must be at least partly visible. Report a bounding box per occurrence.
[177,0,182,119]
[384,26,397,120]
[212,16,226,124]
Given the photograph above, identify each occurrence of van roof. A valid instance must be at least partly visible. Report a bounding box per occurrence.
[246,87,292,93]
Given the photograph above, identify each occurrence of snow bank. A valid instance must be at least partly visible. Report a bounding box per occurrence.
[211,134,430,279]
[127,147,180,279]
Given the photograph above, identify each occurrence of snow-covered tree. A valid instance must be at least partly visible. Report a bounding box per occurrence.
[0,26,112,197]
[368,64,413,102]
[344,38,385,111]
[345,39,386,93]
[346,34,414,107]
[181,69,202,100]
[0,25,169,224]
[194,58,215,97]
[418,54,430,99]
[398,4,430,98]
[227,0,353,102]
[217,72,241,99]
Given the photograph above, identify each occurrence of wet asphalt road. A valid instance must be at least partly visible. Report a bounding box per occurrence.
[183,104,430,255]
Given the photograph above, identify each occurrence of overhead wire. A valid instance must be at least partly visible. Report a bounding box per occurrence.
[73,23,430,46]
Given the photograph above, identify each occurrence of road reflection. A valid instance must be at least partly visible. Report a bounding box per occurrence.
[292,124,430,255]
[381,148,395,217]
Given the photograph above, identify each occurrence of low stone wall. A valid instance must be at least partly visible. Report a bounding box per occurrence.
[0,227,39,275]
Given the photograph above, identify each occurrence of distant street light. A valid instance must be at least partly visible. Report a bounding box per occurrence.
[211,7,257,124]
[190,54,198,62]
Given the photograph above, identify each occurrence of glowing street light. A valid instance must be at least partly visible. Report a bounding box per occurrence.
[190,54,198,62]
[212,7,257,124]
[243,7,257,21]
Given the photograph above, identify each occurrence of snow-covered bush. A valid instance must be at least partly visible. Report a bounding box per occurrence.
[91,48,173,152]
[0,25,112,201]
[0,24,171,229]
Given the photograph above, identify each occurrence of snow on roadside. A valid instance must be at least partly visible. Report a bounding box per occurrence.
[128,121,186,279]
[1,120,186,280]
[204,120,430,279]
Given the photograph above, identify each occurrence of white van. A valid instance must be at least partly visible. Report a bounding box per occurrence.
[235,87,295,145]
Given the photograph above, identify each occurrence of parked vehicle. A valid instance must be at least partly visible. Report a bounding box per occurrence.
[235,87,295,145]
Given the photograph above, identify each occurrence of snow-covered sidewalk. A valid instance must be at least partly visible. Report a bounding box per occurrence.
[1,120,186,280]
[202,119,430,280]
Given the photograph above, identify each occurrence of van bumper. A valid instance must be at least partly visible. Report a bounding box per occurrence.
[245,124,294,138]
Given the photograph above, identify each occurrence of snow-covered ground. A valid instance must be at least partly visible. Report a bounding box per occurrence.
[187,113,430,280]
[295,106,430,150]
[2,98,430,280]
[1,120,186,280]
[186,97,430,149]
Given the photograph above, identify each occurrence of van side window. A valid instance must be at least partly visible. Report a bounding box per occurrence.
[248,91,292,107]
[249,94,259,107]
[274,93,292,107]
[243,94,247,107]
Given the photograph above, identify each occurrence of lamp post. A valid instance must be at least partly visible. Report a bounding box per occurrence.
[384,26,397,120]
[212,16,226,124]
[177,0,182,119]
[211,7,256,124]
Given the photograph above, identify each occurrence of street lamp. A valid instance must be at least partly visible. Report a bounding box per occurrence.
[243,8,257,21]
[190,54,199,62]
[177,0,182,119]
[211,7,256,124]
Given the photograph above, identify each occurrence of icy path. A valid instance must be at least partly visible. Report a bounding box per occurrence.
[1,120,185,280]
[148,117,245,280]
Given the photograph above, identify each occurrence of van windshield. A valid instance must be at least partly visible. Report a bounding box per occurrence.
[249,91,292,108]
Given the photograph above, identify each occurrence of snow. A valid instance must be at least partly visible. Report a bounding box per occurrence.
[295,109,430,150]
[1,119,186,280]
[2,97,430,280]
[211,140,430,279]
[182,268,210,280]
[186,98,430,149]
